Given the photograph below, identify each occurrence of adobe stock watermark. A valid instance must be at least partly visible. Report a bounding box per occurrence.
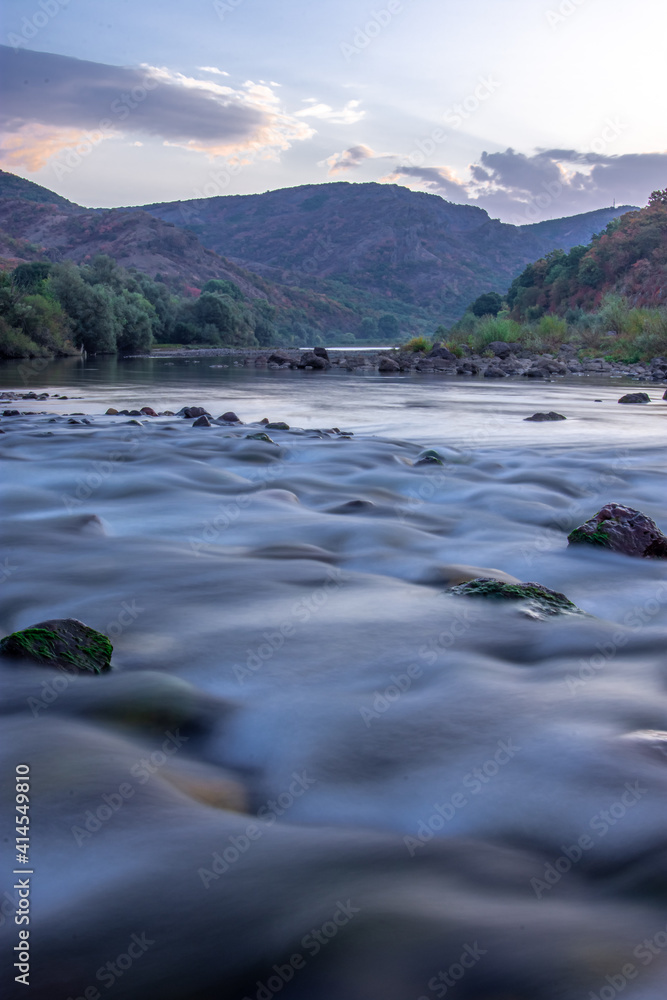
[545,0,588,29]
[359,607,474,727]
[443,75,501,130]
[62,437,143,512]
[404,739,521,856]
[530,781,648,898]
[198,771,317,887]
[0,556,18,584]
[233,567,347,683]
[189,458,290,556]
[64,931,155,1000]
[71,729,189,845]
[418,942,487,1000]
[7,0,72,51]
[50,77,159,180]
[589,919,667,1000]
[213,0,244,20]
[240,901,360,1000]
[396,75,500,171]
[565,581,667,695]
[340,1,411,62]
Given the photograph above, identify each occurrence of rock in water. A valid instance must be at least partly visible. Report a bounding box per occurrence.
[219,411,240,422]
[568,503,667,558]
[524,412,567,422]
[618,392,650,404]
[378,357,400,372]
[415,449,445,466]
[193,415,212,427]
[449,578,582,619]
[246,432,274,443]
[0,618,113,674]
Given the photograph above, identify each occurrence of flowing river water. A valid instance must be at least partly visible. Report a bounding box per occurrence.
[1,355,667,999]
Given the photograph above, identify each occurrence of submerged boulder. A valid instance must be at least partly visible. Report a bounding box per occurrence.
[449,578,582,620]
[568,503,667,558]
[415,449,445,466]
[0,618,112,674]
[524,412,567,422]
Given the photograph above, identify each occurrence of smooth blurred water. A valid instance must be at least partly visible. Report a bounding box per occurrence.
[0,352,663,445]
[1,360,667,1000]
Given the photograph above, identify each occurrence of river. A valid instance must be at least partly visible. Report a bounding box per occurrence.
[1,355,666,999]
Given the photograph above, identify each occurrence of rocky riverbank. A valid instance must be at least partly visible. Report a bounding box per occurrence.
[144,344,667,382]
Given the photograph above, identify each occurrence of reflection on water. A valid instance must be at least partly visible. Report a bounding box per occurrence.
[0,352,663,445]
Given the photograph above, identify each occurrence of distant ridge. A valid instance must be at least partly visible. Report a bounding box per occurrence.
[0,171,638,330]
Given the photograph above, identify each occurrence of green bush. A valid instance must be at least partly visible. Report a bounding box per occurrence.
[402,336,431,353]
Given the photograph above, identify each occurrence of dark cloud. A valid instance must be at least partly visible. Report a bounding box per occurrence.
[0,45,267,144]
[388,148,667,223]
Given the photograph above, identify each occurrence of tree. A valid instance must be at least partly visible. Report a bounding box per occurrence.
[49,265,119,353]
[470,292,503,317]
[12,261,52,293]
[114,290,157,352]
[359,317,376,340]
[377,314,400,340]
[200,278,244,301]
[648,188,667,207]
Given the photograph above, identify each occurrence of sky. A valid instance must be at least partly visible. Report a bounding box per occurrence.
[1,0,666,221]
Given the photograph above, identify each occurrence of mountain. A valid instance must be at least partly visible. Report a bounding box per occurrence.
[509,191,667,317]
[0,177,358,333]
[0,169,78,210]
[140,182,634,325]
[0,171,636,332]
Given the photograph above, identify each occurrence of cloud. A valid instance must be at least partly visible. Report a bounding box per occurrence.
[294,100,364,124]
[321,144,375,174]
[320,143,396,175]
[381,164,469,202]
[197,66,230,77]
[0,46,314,169]
[384,148,667,222]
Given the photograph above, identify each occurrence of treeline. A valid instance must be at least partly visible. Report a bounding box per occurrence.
[0,256,280,359]
[433,190,667,363]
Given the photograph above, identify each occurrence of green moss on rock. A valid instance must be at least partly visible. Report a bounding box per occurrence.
[246,432,275,443]
[568,524,610,549]
[449,578,582,619]
[0,618,112,674]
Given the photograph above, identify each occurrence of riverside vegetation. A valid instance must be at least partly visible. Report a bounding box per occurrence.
[1,189,666,365]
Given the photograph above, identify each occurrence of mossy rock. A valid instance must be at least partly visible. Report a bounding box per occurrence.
[246,432,275,443]
[415,449,445,466]
[449,578,582,620]
[0,618,112,674]
[568,503,667,558]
